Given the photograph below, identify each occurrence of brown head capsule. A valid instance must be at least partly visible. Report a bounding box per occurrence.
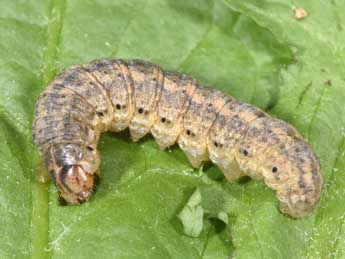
[55,165,95,204]
[43,143,101,204]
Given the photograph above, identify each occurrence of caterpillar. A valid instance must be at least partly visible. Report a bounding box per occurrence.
[32,59,323,218]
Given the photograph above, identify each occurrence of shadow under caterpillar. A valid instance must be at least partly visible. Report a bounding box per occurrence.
[32,59,323,218]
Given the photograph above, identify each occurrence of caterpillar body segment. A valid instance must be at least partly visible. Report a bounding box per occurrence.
[83,59,135,132]
[126,60,164,141]
[207,101,267,182]
[54,66,114,129]
[151,71,197,150]
[234,117,302,181]
[33,115,98,153]
[34,87,100,130]
[32,58,324,218]
[178,88,232,168]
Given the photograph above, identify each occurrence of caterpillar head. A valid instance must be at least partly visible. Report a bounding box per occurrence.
[46,143,101,204]
[55,165,95,204]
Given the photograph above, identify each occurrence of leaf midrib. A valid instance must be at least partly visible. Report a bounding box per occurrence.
[30,0,66,258]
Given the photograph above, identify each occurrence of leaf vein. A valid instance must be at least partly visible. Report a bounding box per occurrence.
[31,0,66,258]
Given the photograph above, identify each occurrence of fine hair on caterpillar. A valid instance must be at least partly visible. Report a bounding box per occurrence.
[32,59,324,218]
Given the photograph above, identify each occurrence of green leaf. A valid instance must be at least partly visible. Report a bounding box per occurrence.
[1,0,343,258]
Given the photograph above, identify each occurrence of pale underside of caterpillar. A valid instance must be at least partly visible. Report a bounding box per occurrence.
[32,59,323,218]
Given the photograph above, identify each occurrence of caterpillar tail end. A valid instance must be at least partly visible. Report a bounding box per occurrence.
[54,165,95,205]
[276,186,322,219]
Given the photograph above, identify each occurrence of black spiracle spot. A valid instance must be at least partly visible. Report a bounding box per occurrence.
[214,141,223,148]
[272,166,278,173]
[255,111,266,118]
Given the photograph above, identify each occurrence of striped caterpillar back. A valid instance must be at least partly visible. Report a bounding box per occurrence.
[32,59,323,218]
